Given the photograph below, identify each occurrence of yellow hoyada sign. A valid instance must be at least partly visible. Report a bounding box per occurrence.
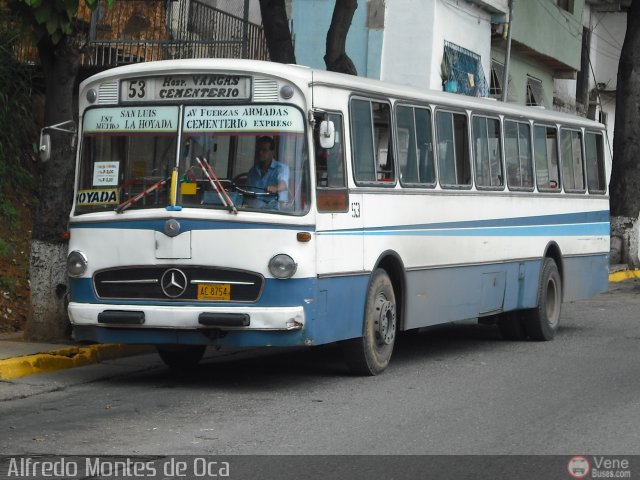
[76,189,119,206]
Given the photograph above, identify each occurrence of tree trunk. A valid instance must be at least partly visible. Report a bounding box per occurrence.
[259,0,296,64]
[609,2,640,267]
[27,36,80,341]
[324,0,358,75]
[610,0,640,218]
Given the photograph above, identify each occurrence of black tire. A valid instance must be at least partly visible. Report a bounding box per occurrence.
[157,345,206,369]
[523,257,562,341]
[497,311,527,340]
[342,269,397,376]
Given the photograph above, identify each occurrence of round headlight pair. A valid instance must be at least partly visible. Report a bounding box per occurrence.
[67,251,88,277]
[268,254,297,279]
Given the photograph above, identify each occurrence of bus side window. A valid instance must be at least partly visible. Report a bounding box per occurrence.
[316,112,348,212]
[473,115,503,188]
[585,132,606,194]
[504,119,533,190]
[560,128,585,192]
[437,110,471,188]
[351,98,394,185]
[534,124,561,191]
[397,105,435,187]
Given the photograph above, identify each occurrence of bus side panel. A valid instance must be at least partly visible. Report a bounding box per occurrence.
[403,260,540,329]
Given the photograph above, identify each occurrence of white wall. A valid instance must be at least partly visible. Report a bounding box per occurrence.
[380,0,436,87]
[589,7,625,154]
[380,0,496,92]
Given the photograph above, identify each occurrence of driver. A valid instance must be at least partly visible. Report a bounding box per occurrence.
[245,136,289,208]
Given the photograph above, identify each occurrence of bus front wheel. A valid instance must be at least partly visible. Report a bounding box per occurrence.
[342,269,397,376]
[157,345,206,369]
[523,257,562,341]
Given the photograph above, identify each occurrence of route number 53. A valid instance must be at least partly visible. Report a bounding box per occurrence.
[128,80,146,99]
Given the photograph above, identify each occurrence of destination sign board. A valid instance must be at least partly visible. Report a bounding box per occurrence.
[120,75,251,103]
[83,106,179,133]
[183,106,304,134]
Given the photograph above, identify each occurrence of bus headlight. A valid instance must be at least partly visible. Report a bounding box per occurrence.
[268,254,297,279]
[67,251,88,277]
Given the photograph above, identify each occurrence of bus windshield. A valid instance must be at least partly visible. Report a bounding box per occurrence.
[76,104,309,215]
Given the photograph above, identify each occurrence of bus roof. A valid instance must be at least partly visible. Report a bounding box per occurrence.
[80,58,604,130]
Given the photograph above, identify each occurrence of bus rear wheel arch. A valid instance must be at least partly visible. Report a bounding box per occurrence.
[342,268,397,376]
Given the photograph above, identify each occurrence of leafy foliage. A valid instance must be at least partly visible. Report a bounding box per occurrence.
[6,0,112,45]
[0,10,37,206]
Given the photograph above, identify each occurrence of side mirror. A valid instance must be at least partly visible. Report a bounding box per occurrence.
[38,120,77,162]
[39,132,51,162]
[319,120,335,149]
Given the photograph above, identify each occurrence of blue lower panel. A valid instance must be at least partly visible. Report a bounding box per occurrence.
[402,254,608,328]
[70,274,370,347]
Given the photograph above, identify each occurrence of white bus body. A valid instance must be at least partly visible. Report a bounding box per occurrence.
[68,59,609,374]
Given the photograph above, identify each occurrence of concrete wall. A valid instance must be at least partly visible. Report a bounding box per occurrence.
[491,47,554,107]
[511,0,584,71]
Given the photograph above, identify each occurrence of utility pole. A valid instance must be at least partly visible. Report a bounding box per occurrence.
[502,0,514,102]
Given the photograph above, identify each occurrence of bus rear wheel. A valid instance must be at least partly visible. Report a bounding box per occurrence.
[523,257,562,341]
[342,269,397,376]
[157,345,206,369]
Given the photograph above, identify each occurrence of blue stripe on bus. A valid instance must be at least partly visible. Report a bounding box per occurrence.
[318,210,610,237]
[70,219,314,232]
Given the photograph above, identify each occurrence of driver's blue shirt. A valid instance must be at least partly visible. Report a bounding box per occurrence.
[246,159,289,208]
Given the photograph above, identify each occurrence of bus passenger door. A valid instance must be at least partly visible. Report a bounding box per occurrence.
[315,112,364,275]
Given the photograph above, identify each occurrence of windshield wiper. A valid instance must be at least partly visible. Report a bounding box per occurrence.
[195,157,238,214]
[115,175,171,213]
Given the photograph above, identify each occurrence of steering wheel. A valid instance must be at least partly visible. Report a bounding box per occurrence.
[236,184,278,199]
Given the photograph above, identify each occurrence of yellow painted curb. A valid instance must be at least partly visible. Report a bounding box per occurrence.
[609,269,640,283]
[0,344,154,380]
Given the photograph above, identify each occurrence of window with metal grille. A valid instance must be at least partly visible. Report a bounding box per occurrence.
[526,76,545,107]
[442,41,488,97]
[489,60,503,97]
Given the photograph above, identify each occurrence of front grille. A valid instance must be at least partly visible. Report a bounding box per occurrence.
[94,267,263,302]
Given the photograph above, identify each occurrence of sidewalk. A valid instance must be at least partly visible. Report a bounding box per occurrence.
[1,266,639,381]
[0,332,153,380]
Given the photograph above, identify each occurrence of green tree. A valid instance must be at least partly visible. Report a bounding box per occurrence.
[0,9,37,205]
[7,0,113,340]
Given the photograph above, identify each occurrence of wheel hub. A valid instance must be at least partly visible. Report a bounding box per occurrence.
[374,295,396,345]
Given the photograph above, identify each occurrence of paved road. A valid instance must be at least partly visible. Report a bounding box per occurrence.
[1,280,640,456]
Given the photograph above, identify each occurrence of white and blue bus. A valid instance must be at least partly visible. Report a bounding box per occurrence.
[68,59,610,375]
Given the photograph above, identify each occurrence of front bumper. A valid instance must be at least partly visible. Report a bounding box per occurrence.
[68,302,305,331]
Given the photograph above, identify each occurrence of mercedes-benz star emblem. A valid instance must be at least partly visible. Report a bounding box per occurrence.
[160,268,188,298]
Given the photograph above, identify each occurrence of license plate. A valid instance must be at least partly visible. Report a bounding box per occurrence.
[197,284,231,301]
